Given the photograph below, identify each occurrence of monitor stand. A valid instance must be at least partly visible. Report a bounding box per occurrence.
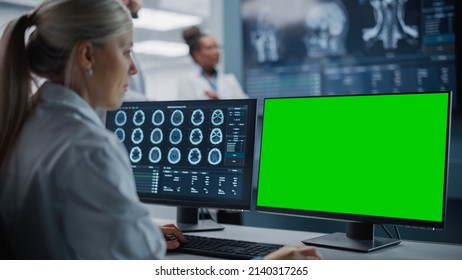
[176,207,225,232]
[302,222,401,252]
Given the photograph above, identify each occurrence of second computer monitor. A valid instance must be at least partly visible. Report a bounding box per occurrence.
[105,99,257,232]
[256,92,451,252]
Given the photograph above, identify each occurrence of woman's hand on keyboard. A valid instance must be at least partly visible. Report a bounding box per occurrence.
[160,224,188,250]
[264,245,322,260]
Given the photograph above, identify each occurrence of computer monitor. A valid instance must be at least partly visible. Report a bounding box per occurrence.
[256,92,452,252]
[105,99,257,232]
[241,0,459,113]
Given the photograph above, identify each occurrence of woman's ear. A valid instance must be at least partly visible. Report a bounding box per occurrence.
[74,41,94,70]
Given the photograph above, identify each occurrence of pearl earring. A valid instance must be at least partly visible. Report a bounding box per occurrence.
[86,68,94,77]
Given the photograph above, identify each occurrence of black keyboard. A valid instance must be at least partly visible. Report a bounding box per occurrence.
[176,234,284,259]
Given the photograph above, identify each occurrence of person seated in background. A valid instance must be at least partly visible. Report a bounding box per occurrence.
[0,0,321,260]
[178,26,248,100]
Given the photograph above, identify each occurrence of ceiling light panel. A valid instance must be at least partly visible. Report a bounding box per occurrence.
[134,40,189,57]
[134,9,203,31]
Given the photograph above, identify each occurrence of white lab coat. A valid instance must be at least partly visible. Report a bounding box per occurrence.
[177,70,248,100]
[0,82,166,259]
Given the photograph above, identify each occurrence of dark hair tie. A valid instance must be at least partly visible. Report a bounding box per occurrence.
[24,11,37,27]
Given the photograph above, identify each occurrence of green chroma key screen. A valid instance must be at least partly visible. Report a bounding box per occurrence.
[257,92,450,224]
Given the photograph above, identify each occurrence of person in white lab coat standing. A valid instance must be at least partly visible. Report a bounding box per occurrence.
[178,26,248,100]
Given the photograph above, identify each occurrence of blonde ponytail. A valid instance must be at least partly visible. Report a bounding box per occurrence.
[0,13,36,168]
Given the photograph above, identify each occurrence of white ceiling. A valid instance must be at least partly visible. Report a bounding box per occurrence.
[158,0,210,18]
[0,0,212,67]
[136,0,211,67]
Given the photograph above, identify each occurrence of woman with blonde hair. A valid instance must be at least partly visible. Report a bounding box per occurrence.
[0,0,185,259]
[0,0,320,260]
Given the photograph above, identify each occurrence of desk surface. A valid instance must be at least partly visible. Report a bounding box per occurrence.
[166,223,462,260]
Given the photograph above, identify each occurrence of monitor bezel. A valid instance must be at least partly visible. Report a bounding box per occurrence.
[255,92,452,230]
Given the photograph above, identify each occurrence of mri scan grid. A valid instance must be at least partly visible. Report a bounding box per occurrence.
[111,106,231,167]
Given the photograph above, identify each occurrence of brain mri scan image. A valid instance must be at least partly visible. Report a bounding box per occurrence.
[149,147,162,163]
[133,110,146,126]
[114,128,125,142]
[130,147,142,163]
[251,6,279,63]
[152,109,165,126]
[115,111,127,126]
[189,128,203,145]
[211,109,224,126]
[209,128,223,145]
[188,148,202,165]
[303,0,348,57]
[191,109,205,126]
[150,128,163,144]
[168,147,181,164]
[131,128,144,144]
[171,110,184,126]
[169,128,183,145]
[362,0,418,50]
[208,148,222,165]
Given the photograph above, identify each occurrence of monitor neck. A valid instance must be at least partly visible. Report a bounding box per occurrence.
[176,207,225,233]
